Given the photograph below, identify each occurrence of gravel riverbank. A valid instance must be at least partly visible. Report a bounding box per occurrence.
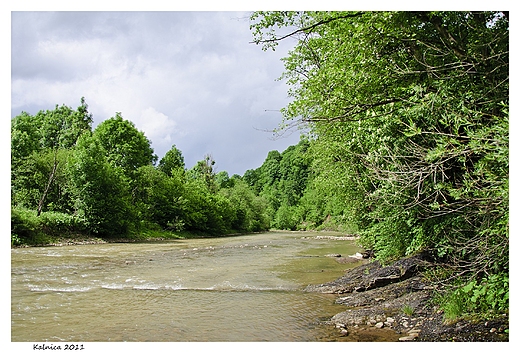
[307,254,509,342]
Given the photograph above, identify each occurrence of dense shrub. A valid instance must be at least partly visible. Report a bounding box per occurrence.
[11,207,87,245]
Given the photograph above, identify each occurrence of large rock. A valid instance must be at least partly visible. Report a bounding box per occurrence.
[305,254,427,294]
[306,252,509,342]
[334,276,429,308]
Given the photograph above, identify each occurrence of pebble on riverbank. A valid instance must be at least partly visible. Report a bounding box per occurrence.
[307,254,509,342]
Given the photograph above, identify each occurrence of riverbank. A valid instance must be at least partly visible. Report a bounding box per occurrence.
[12,229,355,248]
[307,254,509,342]
[12,233,173,248]
[11,229,266,248]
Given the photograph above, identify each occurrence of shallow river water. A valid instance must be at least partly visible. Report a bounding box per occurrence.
[12,231,378,342]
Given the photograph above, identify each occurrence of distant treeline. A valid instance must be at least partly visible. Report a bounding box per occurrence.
[10,98,351,244]
[11,99,271,243]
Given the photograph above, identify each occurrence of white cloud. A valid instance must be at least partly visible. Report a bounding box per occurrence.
[137,107,181,153]
[10,11,302,175]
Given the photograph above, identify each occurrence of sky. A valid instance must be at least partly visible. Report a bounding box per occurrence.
[10,10,303,176]
[9,2,505,177]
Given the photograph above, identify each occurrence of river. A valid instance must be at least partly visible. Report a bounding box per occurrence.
[12,231,369,342]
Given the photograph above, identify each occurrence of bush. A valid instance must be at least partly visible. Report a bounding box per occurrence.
[273,204,298,230]
[39,211,83,235]
[11,206,87,245]
[441,274,509,322]
[11,207,41,240]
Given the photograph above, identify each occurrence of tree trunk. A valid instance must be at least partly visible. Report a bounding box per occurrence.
[37,150,59,216]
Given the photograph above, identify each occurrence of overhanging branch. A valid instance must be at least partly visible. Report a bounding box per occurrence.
[251,12,364,45]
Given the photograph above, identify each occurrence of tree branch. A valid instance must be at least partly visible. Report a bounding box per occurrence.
[251,12,364,45]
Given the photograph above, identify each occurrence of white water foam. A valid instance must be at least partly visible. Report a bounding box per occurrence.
[28,284,93,292]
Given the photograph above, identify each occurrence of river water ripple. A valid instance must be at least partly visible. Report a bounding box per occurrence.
[12,231,365,342]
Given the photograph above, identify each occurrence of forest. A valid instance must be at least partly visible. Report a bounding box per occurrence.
[11,11,508,323]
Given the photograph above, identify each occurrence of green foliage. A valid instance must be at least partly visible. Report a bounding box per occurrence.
[11,112,40,164]
[219,180,270,232]
[134,165,187,231]
[67,133,134,237]
[251,10,509,318]
[157,144,185,176]
[188,154,218,193]
[243,139,316,229]
[441,274,509,322]
[11,233,22,246]
[93,112,157,179]
[243,168,261,194]
[182,178,231,235]
[215,171,236,189]
[11,206,86,245]
[11,148,74,213]
[402,305,415,316]
[36,98,93,150]
[11,207,42,240]
[11,99,273,240]
[38,210,84,235]
[273,203,298,230]
[11,99,93,213]
[11,98,92,164]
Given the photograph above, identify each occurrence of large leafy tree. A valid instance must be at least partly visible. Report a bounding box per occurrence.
[11,97,92,160]
[277,139,311,207]
[251,11,508,280]
[93,113,157,179]
[219,179,270,232]
[67,133,134,237]
[11,112,40,165]
[36,97,93,150]
[11,98,93,214]
[134,165,186,230]
[157,144,185,176]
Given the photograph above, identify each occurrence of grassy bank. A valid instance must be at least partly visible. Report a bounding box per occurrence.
[10,207,243,247]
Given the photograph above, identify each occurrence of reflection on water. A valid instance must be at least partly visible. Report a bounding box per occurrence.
[11,231,387,342]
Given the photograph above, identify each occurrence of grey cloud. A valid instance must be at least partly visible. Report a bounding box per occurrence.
[11,11,301,176]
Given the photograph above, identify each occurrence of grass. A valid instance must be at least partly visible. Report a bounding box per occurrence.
[402,304,415,316]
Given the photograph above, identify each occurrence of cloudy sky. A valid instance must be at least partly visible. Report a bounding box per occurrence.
[11,10,302,176]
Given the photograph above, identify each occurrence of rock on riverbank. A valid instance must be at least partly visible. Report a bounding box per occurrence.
[306,254,509,342]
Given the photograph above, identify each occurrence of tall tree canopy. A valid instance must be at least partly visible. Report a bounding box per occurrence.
[93,113,157,179]
[11,98,92,164]
[251,11,508,279]
[11,99,93,214]
[67,133,134,236]
[157,144,185,176]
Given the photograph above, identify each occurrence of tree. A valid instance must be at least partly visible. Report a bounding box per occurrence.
[182,176,234,235]
[219,179,270,232]
[189,154,218,192]
[67,133,134,237]
[278,139,311,206]
[251,11,509,309]
[11,98,93,168]
[260,150,282,187]
[36,97,93,150]
[11,98,93,214]
[157,144,185,176]
[134,165,186,230]
[11,149,73,213]
[93,113,157,179]
[11,112,40,166]
[243,168,262,194]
